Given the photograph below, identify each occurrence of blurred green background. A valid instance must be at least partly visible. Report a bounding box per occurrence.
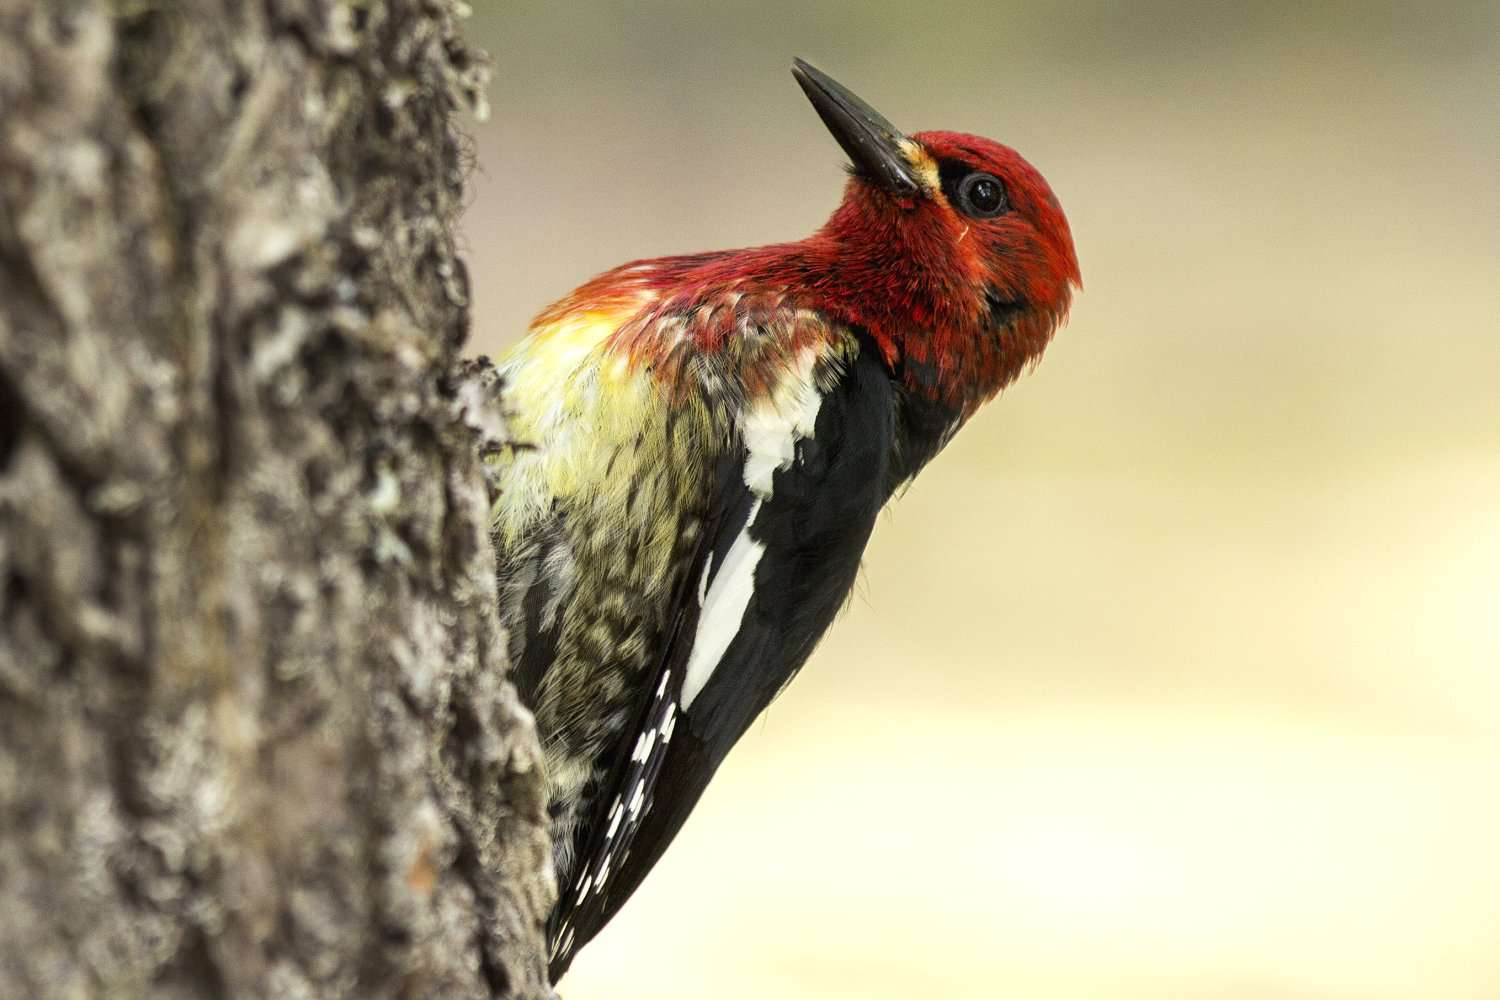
[460,2,1500,997]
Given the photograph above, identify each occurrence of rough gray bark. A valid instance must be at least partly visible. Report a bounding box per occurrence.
[0,2,554,997]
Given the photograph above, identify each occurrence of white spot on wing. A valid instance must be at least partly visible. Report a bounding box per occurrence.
[741,428,793,495]
[552,921,574,961]
[740,347,825,497]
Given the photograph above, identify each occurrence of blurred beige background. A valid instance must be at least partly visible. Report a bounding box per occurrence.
[460,2,1500,997]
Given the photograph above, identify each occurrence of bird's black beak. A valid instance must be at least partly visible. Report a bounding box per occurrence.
[792,58,919,198]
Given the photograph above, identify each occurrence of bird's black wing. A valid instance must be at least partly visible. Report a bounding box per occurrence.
[547,343,899,979]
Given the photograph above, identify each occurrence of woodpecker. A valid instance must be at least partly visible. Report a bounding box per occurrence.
[491,59,1079,981]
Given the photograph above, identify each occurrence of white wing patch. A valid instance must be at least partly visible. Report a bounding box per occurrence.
[681,347,826,710]
[740,346,827,495]
[682,499,763,709]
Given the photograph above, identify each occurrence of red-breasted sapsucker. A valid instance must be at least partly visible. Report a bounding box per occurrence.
[491,59,1080,981]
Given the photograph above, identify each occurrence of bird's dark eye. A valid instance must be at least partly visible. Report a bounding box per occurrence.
[956,172,1007,218]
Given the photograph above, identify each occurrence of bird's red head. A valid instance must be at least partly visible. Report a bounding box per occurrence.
[793,59,1081,412]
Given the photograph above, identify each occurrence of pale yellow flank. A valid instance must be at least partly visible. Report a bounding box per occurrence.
[490,293,735,847]
[493,297,689,550]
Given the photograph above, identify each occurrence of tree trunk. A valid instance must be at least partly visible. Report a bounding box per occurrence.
[0,2,554,997]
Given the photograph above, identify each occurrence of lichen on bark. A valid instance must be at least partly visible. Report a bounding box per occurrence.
[0,1,553,997]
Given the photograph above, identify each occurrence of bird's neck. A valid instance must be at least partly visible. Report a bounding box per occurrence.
[579,219,1061,414]
[791,215,1048,415]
